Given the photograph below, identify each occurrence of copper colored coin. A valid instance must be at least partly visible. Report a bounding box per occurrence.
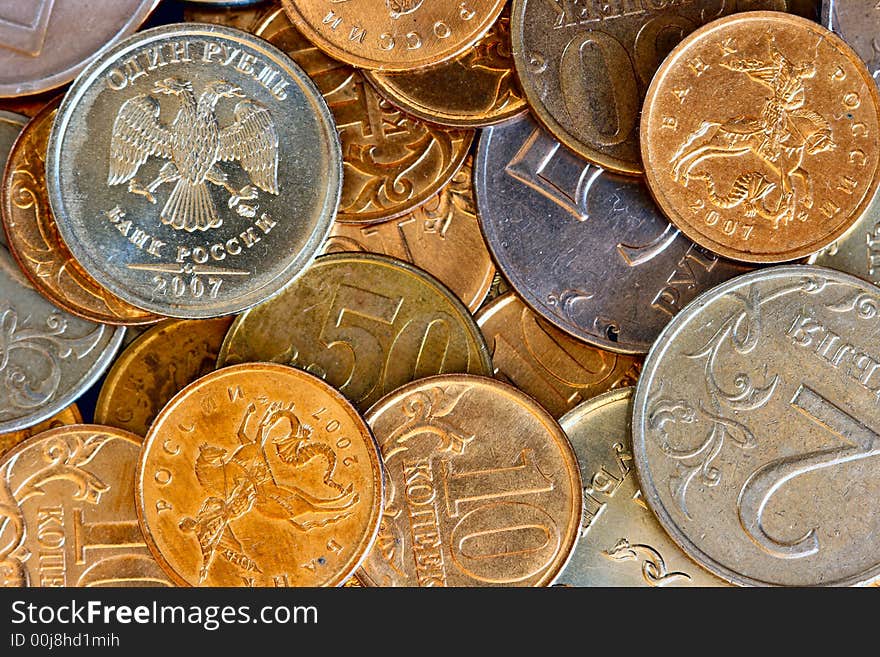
[183,1,275,30]
[0,424,172,587]
[280,0,507,72]
[0,404,80,459]
[137,363,384,587]
[256,9,473,224]
[95,317,235,438]
[476,293,641,417]
[2,100,162,326]
[323,157,495,312]
[218,253,492,412]
[358,374,583,587]
[641,12,880,264]
[363,8,527,128]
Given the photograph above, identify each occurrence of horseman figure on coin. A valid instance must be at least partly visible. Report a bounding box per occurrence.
[670,37,835,229]
[107,77,279,232]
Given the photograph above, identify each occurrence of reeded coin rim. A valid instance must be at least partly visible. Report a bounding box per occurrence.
[632,264,880,587]
[46,22,343,319]
[640,11,880,264]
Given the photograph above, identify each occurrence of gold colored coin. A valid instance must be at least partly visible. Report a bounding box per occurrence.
[358,374,583,587]
[136,363,384,587]
[256,8,473,223]
[95,317,235,438]
[363,8,527,127]
[0,404,81,459]
[0,424,172,587]
[281,0,507,72]
[323,158,495,312]
[218,253,492,412]
[2,100,161,325]
[476,293,641,417]
[641,12,880,263]
[183,1,274,30]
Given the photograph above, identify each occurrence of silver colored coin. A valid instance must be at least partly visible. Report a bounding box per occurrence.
[633,265,880,586]
[822,0,880,82]
[47,23,342,319]
[554,388,726,587]
[0,0,160,98]
[0,110,124,433]
[474,115,750,354]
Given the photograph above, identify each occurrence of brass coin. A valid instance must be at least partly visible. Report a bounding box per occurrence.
[476,293,641,417]
[0,404,81,460]
[358,374,583,587]
[554,388,726,587]
[0,424,172,587]
[363,8,527,128]
[510,0,785,175]
[255,8,473,224]
[136,363,384,587]
[183,1,275,30]
[280,0,507,72]
[323,157,495,312]
[641,12,880,263]
[95,317,235,438]
[2,99,162,326]
[218,253,492,412]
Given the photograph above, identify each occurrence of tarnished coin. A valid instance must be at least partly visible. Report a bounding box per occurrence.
[822,1,879,81]
[641,12,880,264]
[0,0,159,98]
[359,374,582,587]
[554,388,726,587]
[0,404,81,459]
[510,0,785,175]
[3,99,161,326]
[46,23,342,318]
[476,293,641,417]
[255,9,473,224]
[95,317,234,437]
[137,363,384,587]
[363,8,527,128]
[218,253,492,412]
[634,265,880,586]
[323,158,495,312]
[280,0,506,72]
[0,425,172,587]
[475,116,750,354]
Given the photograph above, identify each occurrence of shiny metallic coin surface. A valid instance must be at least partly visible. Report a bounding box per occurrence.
[47,23,342,318]
[0,404,81,460]
[95,317,234,437]
[218,253,492,412]
[183,1,274,29]
[0,424,173,587]
[555,388,726,587]
[810,191,880,285]
[822,0,880,82]
[476,293,641,417]
[641,12,880,264]
[0,0,160,98]
[359,374,582,586]
[510,0,785,175]
[633,265,880,586]
[281,0,507,72]
[475,116,750,354]
[137,363,384,587]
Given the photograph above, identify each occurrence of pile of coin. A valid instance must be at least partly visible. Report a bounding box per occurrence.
[0,0,877,587]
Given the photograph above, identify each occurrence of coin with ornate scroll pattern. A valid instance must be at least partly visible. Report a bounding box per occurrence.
[95,317,234,438]
[46,23,342,318]
[0,425,173,587]
[255,8,473,224]
[633,265,880,586]
[358,373,582,587]
[2,99,162,326]
[641,12,880,264]
[0,404,80,459]
[217,253,492,412]
[136,363,384,587]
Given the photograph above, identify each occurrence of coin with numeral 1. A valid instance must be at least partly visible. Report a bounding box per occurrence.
[358,374,582,586]
[633,265,880,586]
[46,23,342,318]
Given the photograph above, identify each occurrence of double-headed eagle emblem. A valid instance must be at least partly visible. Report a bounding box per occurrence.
[108,77,279,232]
